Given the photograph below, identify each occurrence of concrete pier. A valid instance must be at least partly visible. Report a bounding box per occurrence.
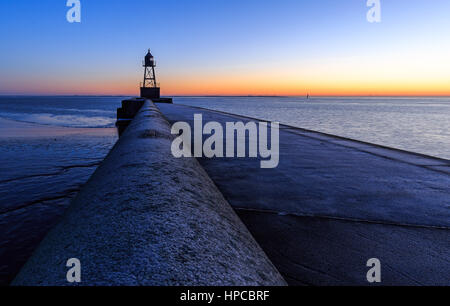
[13,100,286,286]
[116,98,173,135]
[157,102,450,286]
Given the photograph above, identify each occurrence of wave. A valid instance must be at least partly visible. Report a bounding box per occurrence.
[0,112,115,128]
[40,107,116,115]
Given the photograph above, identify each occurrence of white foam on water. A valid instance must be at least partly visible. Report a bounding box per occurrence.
[0,112,115,128]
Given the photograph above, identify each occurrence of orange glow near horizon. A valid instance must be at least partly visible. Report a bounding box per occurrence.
[2,39,450,97]
[7,52,449,97]
[159,77,450,97]
[4,73,449,97]
[6,83,449,97]
[3,55,450,97]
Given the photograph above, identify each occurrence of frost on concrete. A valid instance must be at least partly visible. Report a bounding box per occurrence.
[13,101,286,286]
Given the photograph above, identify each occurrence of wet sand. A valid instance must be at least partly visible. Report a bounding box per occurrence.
[0,118,118,285]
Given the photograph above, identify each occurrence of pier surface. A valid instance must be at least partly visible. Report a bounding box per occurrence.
[157,103,450,286]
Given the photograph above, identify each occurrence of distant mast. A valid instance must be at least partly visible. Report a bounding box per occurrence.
[140,49,161,99]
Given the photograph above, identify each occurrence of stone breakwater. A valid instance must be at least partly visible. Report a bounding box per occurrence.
[13,100,286,286]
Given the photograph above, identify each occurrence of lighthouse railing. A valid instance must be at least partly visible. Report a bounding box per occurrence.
[142,60,157,67]
[140,82,160,88]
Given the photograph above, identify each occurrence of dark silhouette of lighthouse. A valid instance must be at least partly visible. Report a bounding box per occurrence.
[140,49,160,99]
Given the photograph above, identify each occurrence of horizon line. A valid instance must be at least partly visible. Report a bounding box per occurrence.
[1,94,450,98]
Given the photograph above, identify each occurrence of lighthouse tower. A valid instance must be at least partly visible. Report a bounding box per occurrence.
[140,49,161,99]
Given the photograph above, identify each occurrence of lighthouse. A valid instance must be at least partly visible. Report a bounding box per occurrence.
[116,49,172,134]
[140,49,160,99]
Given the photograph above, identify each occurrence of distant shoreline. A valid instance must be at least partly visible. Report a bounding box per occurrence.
[1,95,450,98]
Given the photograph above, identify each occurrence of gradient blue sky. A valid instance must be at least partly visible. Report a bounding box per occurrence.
[1,0,450,95]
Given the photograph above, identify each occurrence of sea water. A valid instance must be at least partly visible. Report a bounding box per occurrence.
[174,96,450,160]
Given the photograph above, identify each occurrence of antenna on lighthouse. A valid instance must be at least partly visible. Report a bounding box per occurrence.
[140,48,161,99]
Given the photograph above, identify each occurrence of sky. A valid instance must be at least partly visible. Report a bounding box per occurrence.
[1,0,450,96]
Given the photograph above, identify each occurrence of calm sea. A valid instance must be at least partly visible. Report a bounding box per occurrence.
[0,95,449,284]
[174,96,450,160]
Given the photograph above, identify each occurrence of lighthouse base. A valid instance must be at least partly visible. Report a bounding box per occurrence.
[140,87,161,99]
